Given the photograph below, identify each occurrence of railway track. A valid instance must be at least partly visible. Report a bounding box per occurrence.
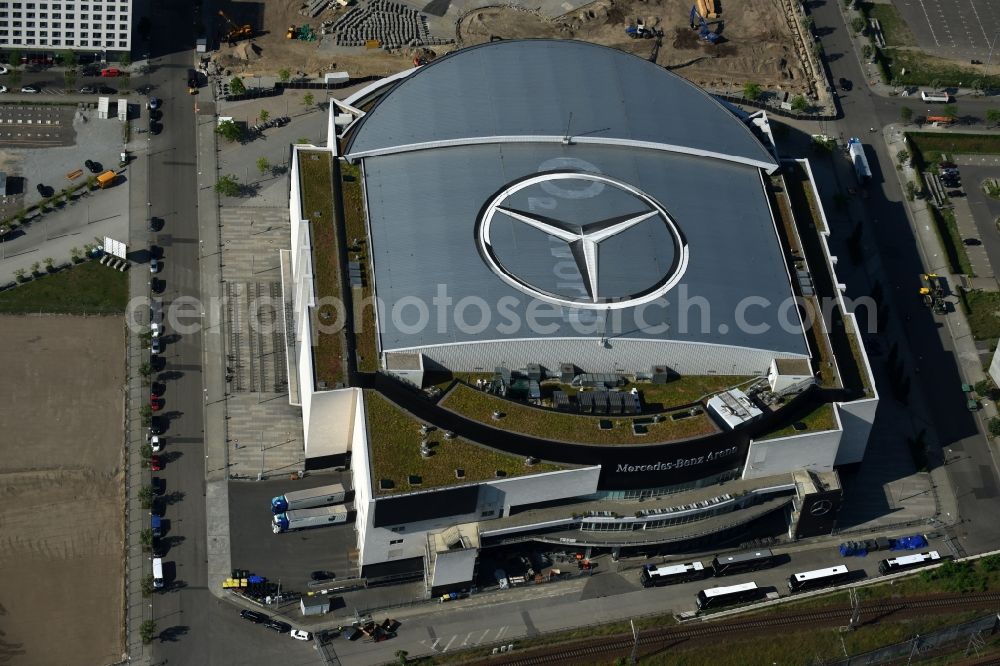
[491,592,1000,666]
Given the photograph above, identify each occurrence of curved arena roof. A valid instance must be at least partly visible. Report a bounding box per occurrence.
[345,39,778,172]
[340,39,808,372]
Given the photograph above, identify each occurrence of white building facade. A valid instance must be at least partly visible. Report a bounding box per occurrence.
[0,0,131,52]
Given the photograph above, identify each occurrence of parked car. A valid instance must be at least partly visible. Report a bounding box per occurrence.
[149,217,163,232]
[290,629,313,641]
[150,435,163,453]
[151,538,167,558]
[79,85,97,94]
[240,610,269,624]
[82,65,100,76]
[150,257,159,273]
[151,277,165,294]
[84,159,103,174]
[152,476,166,495]
[939,161,958,169]
[148,96,162,110]
[963,238,982,246]
[265,620,291,633]
[151,337,162,355]
[151,398,162,412]
[838,77,852,91]
[0,86,7,93]
[310,570,335,582]
[20,85,40,93]
[0,65,8,74]
[100,67,121,77]
[97,85,117,94]
[948,190,965,198]
[150,455,163,471]
[150,416,166,435]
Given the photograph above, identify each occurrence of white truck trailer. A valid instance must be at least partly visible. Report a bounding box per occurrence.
[270,483,346,513]
[273,505,349,533]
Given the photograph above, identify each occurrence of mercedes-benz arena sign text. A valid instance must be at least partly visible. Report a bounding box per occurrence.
[476,171,689,310]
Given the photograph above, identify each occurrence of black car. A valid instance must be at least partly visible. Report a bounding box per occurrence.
[265,619,291,633]
[948,190,965,198]
[79,85,98,94]
[150,416,166,435]
[240,609,269,624]
[152,476,166,496]
[151,277,165,294]
[148,217,163,232]
[310,570,335,582]
[82,65,100,76]
[36,183,47,195]
[151,538,168,558]
[84,159,103,174]
[149,119,161,135]
[940,161,958,169]
[98,85,117,94]
[838,77,852,91]
[963,238,982,246]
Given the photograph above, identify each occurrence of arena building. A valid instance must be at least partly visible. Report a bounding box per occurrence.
[283,39,878,586]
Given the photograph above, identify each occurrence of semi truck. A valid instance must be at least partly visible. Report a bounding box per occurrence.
[271,483,346,513]
[848,137,871,185]
[273,505,348,533]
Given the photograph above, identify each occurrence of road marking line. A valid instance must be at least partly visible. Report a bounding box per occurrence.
[966,0,990,45]
[442,635,458,652]
[916,0,941,45]
[496,626,509,639]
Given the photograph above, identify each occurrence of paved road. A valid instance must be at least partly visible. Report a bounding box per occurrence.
[810,0,1000,555]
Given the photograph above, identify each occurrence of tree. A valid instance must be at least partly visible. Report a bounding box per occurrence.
[395,650,409,665]
[64,68,77,89]
[989,417,1000,438]
[30,261,41,276]
[229,76,246,95]
[140,527,154,550]
[303,92,315,109]
[119,52,132,69]
[140,620,157,644]
[743,82,762,101]
[215,175,241,197]
[278,68,291,83]
[987,109,1000,127]
[861,44,873,61]
[942,104,958,118]
[43,257,55,272]
[851,16,866,34]
[256,156,271,175]
[14,268,27,283]
[140,574,155,597]
[896,149,909,166]
[140,442,153,461]
[791,95,809,112]
[215,119,243,143]
[140,404,152,428]
[139,485,154,509]
[900,106,913,122]
[70,246,82,262]
[86,174,98,190]
[139,361,153,379]
[259,109,270,124]
[59,49,78,67]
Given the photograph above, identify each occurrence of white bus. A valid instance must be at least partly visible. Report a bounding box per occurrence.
[920,91,951,103]
[152,557,165,589]
[696,581,761,610]
[788,565,851,592]
[878,551,943,575]
[640,561,707,588]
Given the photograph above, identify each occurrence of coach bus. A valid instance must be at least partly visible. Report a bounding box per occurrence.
[787,565,851,593]
[696,582,762,610]
[878,551,943,575]
[640,561,708,588]
[712,549,780,577]
[920,90,951,103]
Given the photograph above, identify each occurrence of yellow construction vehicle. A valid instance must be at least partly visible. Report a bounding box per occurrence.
[218,10,253,45]
[286,25,297,39]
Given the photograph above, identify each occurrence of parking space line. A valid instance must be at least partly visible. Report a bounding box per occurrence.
[966,0,990,45]
[442,635,458,652]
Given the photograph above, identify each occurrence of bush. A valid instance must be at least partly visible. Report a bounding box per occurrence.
[743,82,762,101]
[851,16,866,34]
[215,174,241,197]
[229,76,246,95]
[791,95,809,112]
[140,575,155,597]
[140,620,157,643]
[989,417,1000,437]
[139,485,154,510]
[980,554,1000,572]
[140,527,153,550]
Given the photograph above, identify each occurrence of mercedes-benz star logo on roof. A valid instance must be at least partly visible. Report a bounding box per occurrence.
[476,172,688,310]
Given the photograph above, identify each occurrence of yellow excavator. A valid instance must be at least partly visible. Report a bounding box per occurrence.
[218,10,253,45]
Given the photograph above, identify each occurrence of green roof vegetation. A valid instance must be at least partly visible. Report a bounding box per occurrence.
[440,383,718,445]
[364,390,565,495]
[299,150,345,387]
[0,260,127,313]
[757,402,837,441]
[340,160,378,372]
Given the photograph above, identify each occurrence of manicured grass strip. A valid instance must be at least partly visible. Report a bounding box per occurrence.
[0,261,126,313]
[364,390,564,495]
[299,151,345,386]
[340,160,378,372]
[960,289,1000,343]
[440,383,717,445]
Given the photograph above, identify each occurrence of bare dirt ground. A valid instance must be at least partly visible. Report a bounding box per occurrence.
[0,315,125,666]
[213,0,810,92]
[457,0,810,92]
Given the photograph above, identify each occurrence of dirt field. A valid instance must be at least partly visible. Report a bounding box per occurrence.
[457,0,811,92]
[0,315,125,666]
[212,0,811,92]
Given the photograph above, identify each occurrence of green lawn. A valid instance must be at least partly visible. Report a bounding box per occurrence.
[299,151,345,387]
[907,133,1000,164]
[960,289,1000,343]
[882,49,1000,89]
[339,160,378,372]
[0,260,127,313]
[756,402,837,440]
[364,390,565,495]
[865,3,915,47]
[624,376,752,409]
[440,383,718,445]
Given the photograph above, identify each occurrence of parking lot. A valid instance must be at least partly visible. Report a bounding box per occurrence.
[894,0,1000,58]
[228,472,357,595]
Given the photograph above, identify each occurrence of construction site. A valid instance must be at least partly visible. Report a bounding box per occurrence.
[210,0,819,96]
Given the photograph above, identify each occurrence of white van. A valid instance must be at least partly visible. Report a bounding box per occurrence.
[152,557,164,589]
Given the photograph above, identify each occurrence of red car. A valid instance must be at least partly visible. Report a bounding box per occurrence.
[150,455,163,471]
[151,399,162,412]
[100,67,121,77]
